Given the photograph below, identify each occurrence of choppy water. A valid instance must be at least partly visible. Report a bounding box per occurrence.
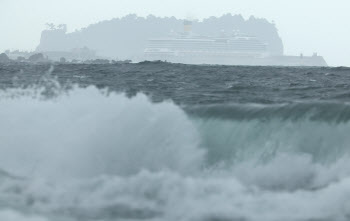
[1,62,350,221]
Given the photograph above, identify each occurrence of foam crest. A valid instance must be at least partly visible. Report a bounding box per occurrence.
[2,85,350,220]
[0,86,204,179]
[0,210,47,221]
[1,170,350,221]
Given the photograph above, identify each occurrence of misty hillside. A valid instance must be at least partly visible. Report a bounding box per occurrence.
[36,14,284,59]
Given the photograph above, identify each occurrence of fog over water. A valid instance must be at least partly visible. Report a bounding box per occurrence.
[1,0,350,66]
[1,1,350,220]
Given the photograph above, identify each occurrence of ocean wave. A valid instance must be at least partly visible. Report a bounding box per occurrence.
[185,102,350,122]
[1,85,350,220]
[0,86,203,179]
[1,168,350,221]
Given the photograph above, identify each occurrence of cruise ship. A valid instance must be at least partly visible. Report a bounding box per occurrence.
[144,21,327,66]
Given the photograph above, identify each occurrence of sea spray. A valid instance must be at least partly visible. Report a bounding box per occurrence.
[0,86,203,179]
[1,63,350,220]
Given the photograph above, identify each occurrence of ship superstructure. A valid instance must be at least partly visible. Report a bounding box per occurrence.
[144,20,327,66]
[145,21,269,64]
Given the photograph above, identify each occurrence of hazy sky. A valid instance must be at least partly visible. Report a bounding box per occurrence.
[1,0,349,66]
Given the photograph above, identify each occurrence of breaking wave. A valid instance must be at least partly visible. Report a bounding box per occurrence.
[1,85,350,221]
[0,86,203,179]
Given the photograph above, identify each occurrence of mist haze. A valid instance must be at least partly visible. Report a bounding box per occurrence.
[1,1,350,221]
[1,0,349,66]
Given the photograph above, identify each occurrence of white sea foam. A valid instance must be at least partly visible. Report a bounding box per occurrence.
[0,210,47,221]
[0,86,203,179]
[1,85,350,221]
[1,169,350,221]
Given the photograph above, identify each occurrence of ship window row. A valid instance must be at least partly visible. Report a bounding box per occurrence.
[146,46,267,51]
[145,52,264,57]
[149,40,264,44]
[146,48,266,51]
[148,43,266,48]
[149,43,265,47]
[145,49,266,53]
[148,43,266,47]
[147,45,266,48]
[147,48,267,50]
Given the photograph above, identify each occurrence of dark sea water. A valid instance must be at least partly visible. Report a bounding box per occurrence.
[1,62,350,221]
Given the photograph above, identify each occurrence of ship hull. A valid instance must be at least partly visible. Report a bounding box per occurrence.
[144,54,327,67]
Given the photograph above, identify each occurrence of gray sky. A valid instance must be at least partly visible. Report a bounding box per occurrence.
[1,0,349,66]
